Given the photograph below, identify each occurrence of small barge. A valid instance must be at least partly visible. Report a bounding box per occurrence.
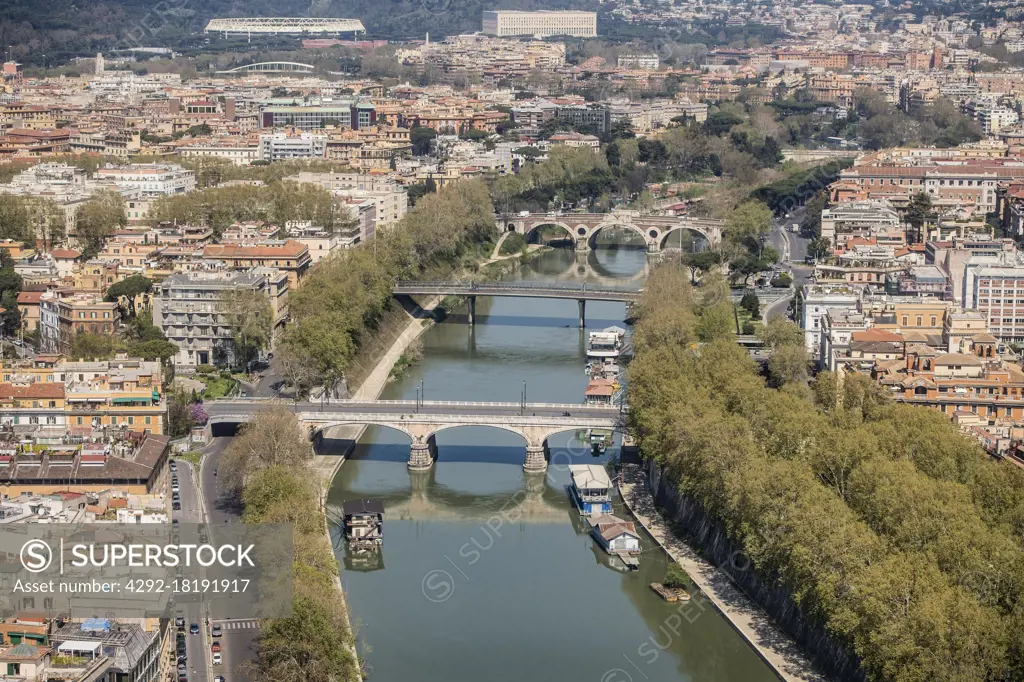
[568,464,613,516]
[342,499,384,551]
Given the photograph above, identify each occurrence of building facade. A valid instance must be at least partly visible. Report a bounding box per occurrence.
[482,11,597,37]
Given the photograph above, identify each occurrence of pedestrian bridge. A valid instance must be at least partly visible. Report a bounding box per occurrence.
[499,212,725,254]
[206,398,623,472]
[392,280,640,327]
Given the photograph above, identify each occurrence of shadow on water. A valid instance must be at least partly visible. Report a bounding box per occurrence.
[437,313,626,329]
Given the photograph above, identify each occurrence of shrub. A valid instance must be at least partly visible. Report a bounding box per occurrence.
[742,321,756,335]
[664,563,691,589]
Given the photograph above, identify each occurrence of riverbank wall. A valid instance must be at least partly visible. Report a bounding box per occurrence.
[625,458,866,682]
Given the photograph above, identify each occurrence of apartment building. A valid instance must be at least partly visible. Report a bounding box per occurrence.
[202,240,310,288]
[258,133,326,162]
[287,171,409,226]
[829,155,1024,216]
[0,381,66,438]
[481,10,597,37]
[259,100,376,130]
[38,292,120,356]
[179,140,260,165]
[801,284,861,358]
[93,163,196,198]
[820,201,902,247]
[0,357,166,436]
[874,337,1024,422]
[153,270,285,369]
[963,262,1024,343]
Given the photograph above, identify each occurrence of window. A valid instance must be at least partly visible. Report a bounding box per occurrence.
[930,316,937,327]
[916,316,922,327]
[902,316,908,326]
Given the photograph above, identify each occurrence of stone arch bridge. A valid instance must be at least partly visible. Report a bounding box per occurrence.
[499,212,724,254]
[207,398,623,472]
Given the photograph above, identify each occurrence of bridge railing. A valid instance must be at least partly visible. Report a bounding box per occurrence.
[394,280,641,295]
[211,397,622,410]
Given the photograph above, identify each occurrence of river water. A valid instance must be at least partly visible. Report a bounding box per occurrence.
[325,247,777,682]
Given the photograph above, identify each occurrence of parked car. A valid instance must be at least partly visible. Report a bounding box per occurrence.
[212,652,222,665]
[211,642,221,653]
[175,615,185,628]
[211,624,221,637]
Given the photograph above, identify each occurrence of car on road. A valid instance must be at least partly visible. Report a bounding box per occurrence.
[175,615,185,628]
[211,624,221,637]
[169,460,177,472]
[190,623,200,635]
[212,652,222,665]
[171,483,180,493]
[172,501,181,511]
[214,677,225,682]
[211,642,221,653]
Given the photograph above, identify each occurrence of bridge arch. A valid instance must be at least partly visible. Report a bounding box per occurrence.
[587,221,650,249]
[317,421,414,443]
[657,224,712,251]
[524,221,574,244]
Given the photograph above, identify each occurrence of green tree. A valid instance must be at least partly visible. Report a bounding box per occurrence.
[70,331,116,360]
[75,189,126,258]
[906,191,933,244]
[740,291,760,319]
[104,275,153,316]
[682,251,722,284]
[221,288,273,370]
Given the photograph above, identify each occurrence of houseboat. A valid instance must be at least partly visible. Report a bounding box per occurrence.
[342,499,384,551]
[588,513,642,561]
[567,464,613,516]
[587,326,626,360]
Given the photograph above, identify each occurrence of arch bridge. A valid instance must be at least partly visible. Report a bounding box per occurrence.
[499,211,724,254]
[217,61,316,74]
[207,398,623,472]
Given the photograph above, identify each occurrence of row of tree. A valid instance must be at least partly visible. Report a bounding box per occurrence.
[278,179,497,397]
[628,263,1024,681]
[148,181,346,237]
[219,406,360,682]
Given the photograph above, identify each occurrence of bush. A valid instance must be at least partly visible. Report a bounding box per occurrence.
[770,273,793,288]
[664,563,691,589]
[499,231,527,255]
[742,321,756,335]
[196,364,216,375]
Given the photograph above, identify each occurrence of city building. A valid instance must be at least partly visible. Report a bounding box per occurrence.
[801,284,861,358]
[93,163,196,198]
[202,240,310,288]
[38,293,120,356]
[481,10,597,38]
[259,100,376,130]
[258,133,327,162]
[0,356,166,436]
[153,270,287,369]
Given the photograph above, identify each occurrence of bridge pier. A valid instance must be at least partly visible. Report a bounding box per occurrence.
[575,237,590,253]
[578,299,585,329]
[524,441,549,473]
[468,296,476,326]
[408,434,438,471]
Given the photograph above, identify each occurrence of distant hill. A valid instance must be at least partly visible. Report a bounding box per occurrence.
[0,0,600,66]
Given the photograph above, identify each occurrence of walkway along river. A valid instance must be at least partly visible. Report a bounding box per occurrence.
[324,247,780,682]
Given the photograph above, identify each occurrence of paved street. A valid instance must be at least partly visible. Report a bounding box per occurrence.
[172,461,210,682]
[199,437,256,682]
[764,207,814,321]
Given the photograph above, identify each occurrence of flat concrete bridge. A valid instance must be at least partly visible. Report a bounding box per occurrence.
[207,398,623,472]
[392,280,640,327]
[499,211,725,254]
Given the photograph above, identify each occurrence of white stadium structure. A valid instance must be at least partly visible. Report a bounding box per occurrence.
[204,18,366,38]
